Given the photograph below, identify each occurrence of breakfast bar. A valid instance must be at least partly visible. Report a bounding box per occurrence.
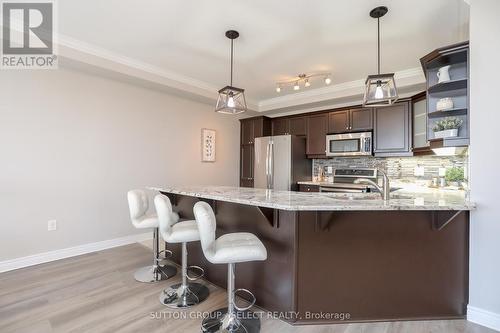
[151,185,474,324]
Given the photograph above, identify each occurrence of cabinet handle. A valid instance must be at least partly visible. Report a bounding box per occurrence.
[346,127,349,130]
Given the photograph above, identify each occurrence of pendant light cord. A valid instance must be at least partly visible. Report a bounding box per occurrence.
[377,17,381,75]
[230,39,233,86]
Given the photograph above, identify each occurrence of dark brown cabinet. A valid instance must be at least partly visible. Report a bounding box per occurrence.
[289,117,307,136]
[239,117,272,187]
[299,184,320,192]
[240,145,254,181]
[350,108,373,131]
[328,108,373,133]
[272,116,307,136]
[373,102,412,156]
[328,111,350,133]
[306,114,328,156]
[272,118,289,136]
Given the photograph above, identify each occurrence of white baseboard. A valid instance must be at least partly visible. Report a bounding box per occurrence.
[0,232,152,273]
[468,305,500,332]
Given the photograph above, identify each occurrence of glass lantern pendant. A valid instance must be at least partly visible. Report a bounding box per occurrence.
[215,30,247,114]
[363,6,398,107]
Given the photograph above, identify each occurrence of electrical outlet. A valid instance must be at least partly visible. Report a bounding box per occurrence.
[327,166,333,174]
[48,219,57,231]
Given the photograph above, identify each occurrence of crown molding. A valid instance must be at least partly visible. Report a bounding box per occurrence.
[54,34,260,111]
[3,24,424,113]
[257,67,425,113]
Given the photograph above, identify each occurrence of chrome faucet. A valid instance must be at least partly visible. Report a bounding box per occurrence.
[354,169,390,201]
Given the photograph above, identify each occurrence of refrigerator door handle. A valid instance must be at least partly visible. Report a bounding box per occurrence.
[269,141,274,189]
[265,142,270,188]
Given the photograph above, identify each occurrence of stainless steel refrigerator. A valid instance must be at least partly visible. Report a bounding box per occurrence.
[254,135,311,191]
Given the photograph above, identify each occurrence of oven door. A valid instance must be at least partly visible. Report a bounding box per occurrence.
[326,132,372,156]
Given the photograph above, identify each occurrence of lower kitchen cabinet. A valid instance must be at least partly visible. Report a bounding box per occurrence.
[373,101,412,156]
[299,184,320,192]
[306,114,328,157]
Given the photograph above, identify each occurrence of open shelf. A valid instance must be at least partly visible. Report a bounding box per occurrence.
[428,79,467,94]
[428,108,468,118]
[420,41,469,148]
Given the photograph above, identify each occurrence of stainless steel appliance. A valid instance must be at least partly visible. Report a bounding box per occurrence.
[318,168,378,193]
[254,135,311,191]
[325,131,372,157]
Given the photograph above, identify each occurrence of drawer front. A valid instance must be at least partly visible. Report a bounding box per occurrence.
[299,184,320,192]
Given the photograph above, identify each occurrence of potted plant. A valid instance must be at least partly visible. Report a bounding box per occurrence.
[445,167,465,187]
[433,117,463,139]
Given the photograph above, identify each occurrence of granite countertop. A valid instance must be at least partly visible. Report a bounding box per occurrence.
[149,185,475,211]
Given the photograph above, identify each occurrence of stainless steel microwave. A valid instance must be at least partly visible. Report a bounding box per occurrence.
[325,132,372,157]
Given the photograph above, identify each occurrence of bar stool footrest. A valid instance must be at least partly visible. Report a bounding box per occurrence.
[233,288,256,311]
[187,265,205,281]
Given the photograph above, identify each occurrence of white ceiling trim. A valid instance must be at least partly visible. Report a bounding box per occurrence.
[257,67,425,112]
[55,34,261,110]
[10,30,425,114]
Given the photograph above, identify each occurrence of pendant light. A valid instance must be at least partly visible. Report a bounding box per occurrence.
[215,30,247,114]
[363,6,398,107]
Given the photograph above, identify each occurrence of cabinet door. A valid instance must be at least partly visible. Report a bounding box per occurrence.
[289,117,307,136]
[350,108,373,131]
[306,114,328,155]
[240,145,254,180]
[272,118,289,136]
[328,111,350,133]
[299,184,320,192]
[412,97,430,150]
[373,102,411,155]
[241,120,254,145]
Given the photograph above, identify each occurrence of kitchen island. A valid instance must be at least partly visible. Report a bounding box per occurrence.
[150,185,474,324]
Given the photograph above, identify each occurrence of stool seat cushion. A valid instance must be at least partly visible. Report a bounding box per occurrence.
[210,232,267,264]
[164,220,200,244]
[133,213,159,229]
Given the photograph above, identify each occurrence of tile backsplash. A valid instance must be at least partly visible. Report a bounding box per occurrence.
[312,155,468,181]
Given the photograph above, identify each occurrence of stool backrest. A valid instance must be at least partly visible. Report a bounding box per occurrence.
[154,195,178,238]
[127,189,148,223]
[193,201,217,260]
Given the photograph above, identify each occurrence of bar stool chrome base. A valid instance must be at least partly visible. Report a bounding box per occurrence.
[160,282,209,308]
[134,264,177,283]
[201,308,260,333]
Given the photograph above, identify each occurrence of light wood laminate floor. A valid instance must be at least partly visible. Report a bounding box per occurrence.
[0,243,495,333]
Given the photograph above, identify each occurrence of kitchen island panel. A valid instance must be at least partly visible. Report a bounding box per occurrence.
[296,210,468,323]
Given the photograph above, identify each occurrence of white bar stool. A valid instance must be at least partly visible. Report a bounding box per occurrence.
[193,201,267,333]
[155,195,210,308]
[127,189,177,283]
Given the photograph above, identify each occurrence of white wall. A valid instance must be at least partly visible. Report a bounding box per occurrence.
[0,67,240,261]
[469,0,500,330]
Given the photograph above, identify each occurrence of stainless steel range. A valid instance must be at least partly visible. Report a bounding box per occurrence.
[319,168,378,193]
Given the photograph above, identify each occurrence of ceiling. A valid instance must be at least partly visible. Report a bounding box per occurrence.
[56,0,469,113]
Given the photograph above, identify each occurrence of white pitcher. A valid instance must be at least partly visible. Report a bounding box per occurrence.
[437,65,451,83]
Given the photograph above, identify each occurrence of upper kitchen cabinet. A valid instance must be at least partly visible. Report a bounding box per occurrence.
[328,108,373,133]
[420,41,469,148]
[411,92,431,154]
[272,117,289,136]
[373,101,412,156]
[306,113,328,157]
[350,108,373,131]
[240,116,271,144]
[272,116,307,136]
[288,117,307,136]
[328,110,350,133]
